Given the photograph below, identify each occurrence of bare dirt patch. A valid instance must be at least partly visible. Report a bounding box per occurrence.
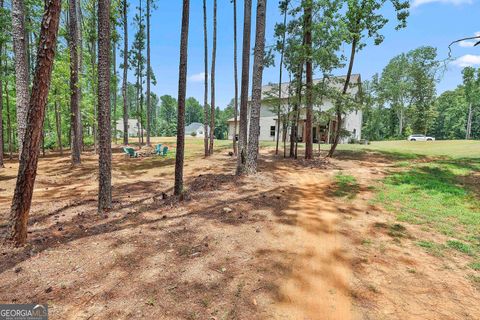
[0,144,478,319]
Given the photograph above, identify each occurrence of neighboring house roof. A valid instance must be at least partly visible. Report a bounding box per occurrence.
[185,122,208,134]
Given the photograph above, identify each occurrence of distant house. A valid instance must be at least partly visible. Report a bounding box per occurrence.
[115,118,141,137]
[227,74,363,144]
[185,122,210,138]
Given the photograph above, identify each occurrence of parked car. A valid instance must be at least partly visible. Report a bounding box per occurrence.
[407,134,435,141]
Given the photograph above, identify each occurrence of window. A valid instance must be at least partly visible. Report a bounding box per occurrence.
[270,126,276,137]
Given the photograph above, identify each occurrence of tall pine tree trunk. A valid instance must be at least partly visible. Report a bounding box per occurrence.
[146,0,151,146]
[8,0,62,245]
[12,0,30,157]
[5,79,13,159]
[54,97,63,155]
[112,41,117,143]
[69,0,81,165]
[232,0,238,156]
[202,0,209,157]
[328,37,357,157]
[122,0,128,145]
[275,1,288,156]
[304,1,313,159]
[236,0,252,175]
[245,0,267,174]
[97,0,112,212]
[208,0,217,155]
[174,0,190,196]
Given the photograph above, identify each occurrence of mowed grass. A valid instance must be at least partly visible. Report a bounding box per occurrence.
[365,142,480,264]
[338,140,480,158]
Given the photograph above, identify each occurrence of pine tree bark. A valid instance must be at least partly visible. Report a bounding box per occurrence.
[232,0,238,156]
[112,39,117,144]
[304,1,313,160]
[146,0,151,146]
[122,0,128,145]
[245,0,267,174]
[69,0,81,165]
[236,0,252,175]
[174,0,190,196]
[208,0,217,155]
[97,0,112,212]
[202,0,209,157]
[12,0,30,157]
[8,0,62,245]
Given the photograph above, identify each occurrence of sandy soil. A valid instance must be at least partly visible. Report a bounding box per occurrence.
[0,144,479,319]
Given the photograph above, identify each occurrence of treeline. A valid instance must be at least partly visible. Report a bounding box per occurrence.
[362,46,478,141]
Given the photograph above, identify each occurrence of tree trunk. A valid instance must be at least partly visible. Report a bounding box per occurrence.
[146,0,151,146]
[275,2,287,156]
[328,37,357,157]
[174,0,190,196]
[8,0,62,245]
[112,39,117,144]
[89,36,98,153]
[466,103,472,140]
[245,0,267,175]
[97,0,112,212]
[122,0,128,145]
[54,98,63,155]
[69,0,81,165]
[76,0,83,151]
[290,65,303,158]
[202,0,209,157]
[232,0,238,156]
[12,0,30,157]
[209,0,217,155]
[304,2,313,160]
[5,79,13,159]
[236,0,252,175]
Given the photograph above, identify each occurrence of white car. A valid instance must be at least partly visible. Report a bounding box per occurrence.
[407,134,435,141]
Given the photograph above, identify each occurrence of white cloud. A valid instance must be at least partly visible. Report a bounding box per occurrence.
[452,54,480,67]
[188,72,205,82]
[459,40,476,47]
[411,0,472,8]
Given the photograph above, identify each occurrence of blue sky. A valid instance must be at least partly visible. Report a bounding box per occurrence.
[121,0,480,108]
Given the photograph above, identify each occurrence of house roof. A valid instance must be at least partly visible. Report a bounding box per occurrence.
[185,122,208,134]
[261,74,361,100]
[227,74,361,122]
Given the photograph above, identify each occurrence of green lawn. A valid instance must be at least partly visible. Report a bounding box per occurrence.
[358,140,480,269]
[337,140,480,158]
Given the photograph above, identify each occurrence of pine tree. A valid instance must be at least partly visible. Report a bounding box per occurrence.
[174,0,190,196]
[97,0,112,212]
[8,0,62,245]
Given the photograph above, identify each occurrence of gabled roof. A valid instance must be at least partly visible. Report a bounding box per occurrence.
[261,74,361,100]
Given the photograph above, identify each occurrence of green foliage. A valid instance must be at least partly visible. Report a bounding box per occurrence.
[362,46,439,140]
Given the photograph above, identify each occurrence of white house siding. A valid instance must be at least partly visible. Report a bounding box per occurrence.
[116,119,140,137]
[227,74,363,144]
[342,110,363,142]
